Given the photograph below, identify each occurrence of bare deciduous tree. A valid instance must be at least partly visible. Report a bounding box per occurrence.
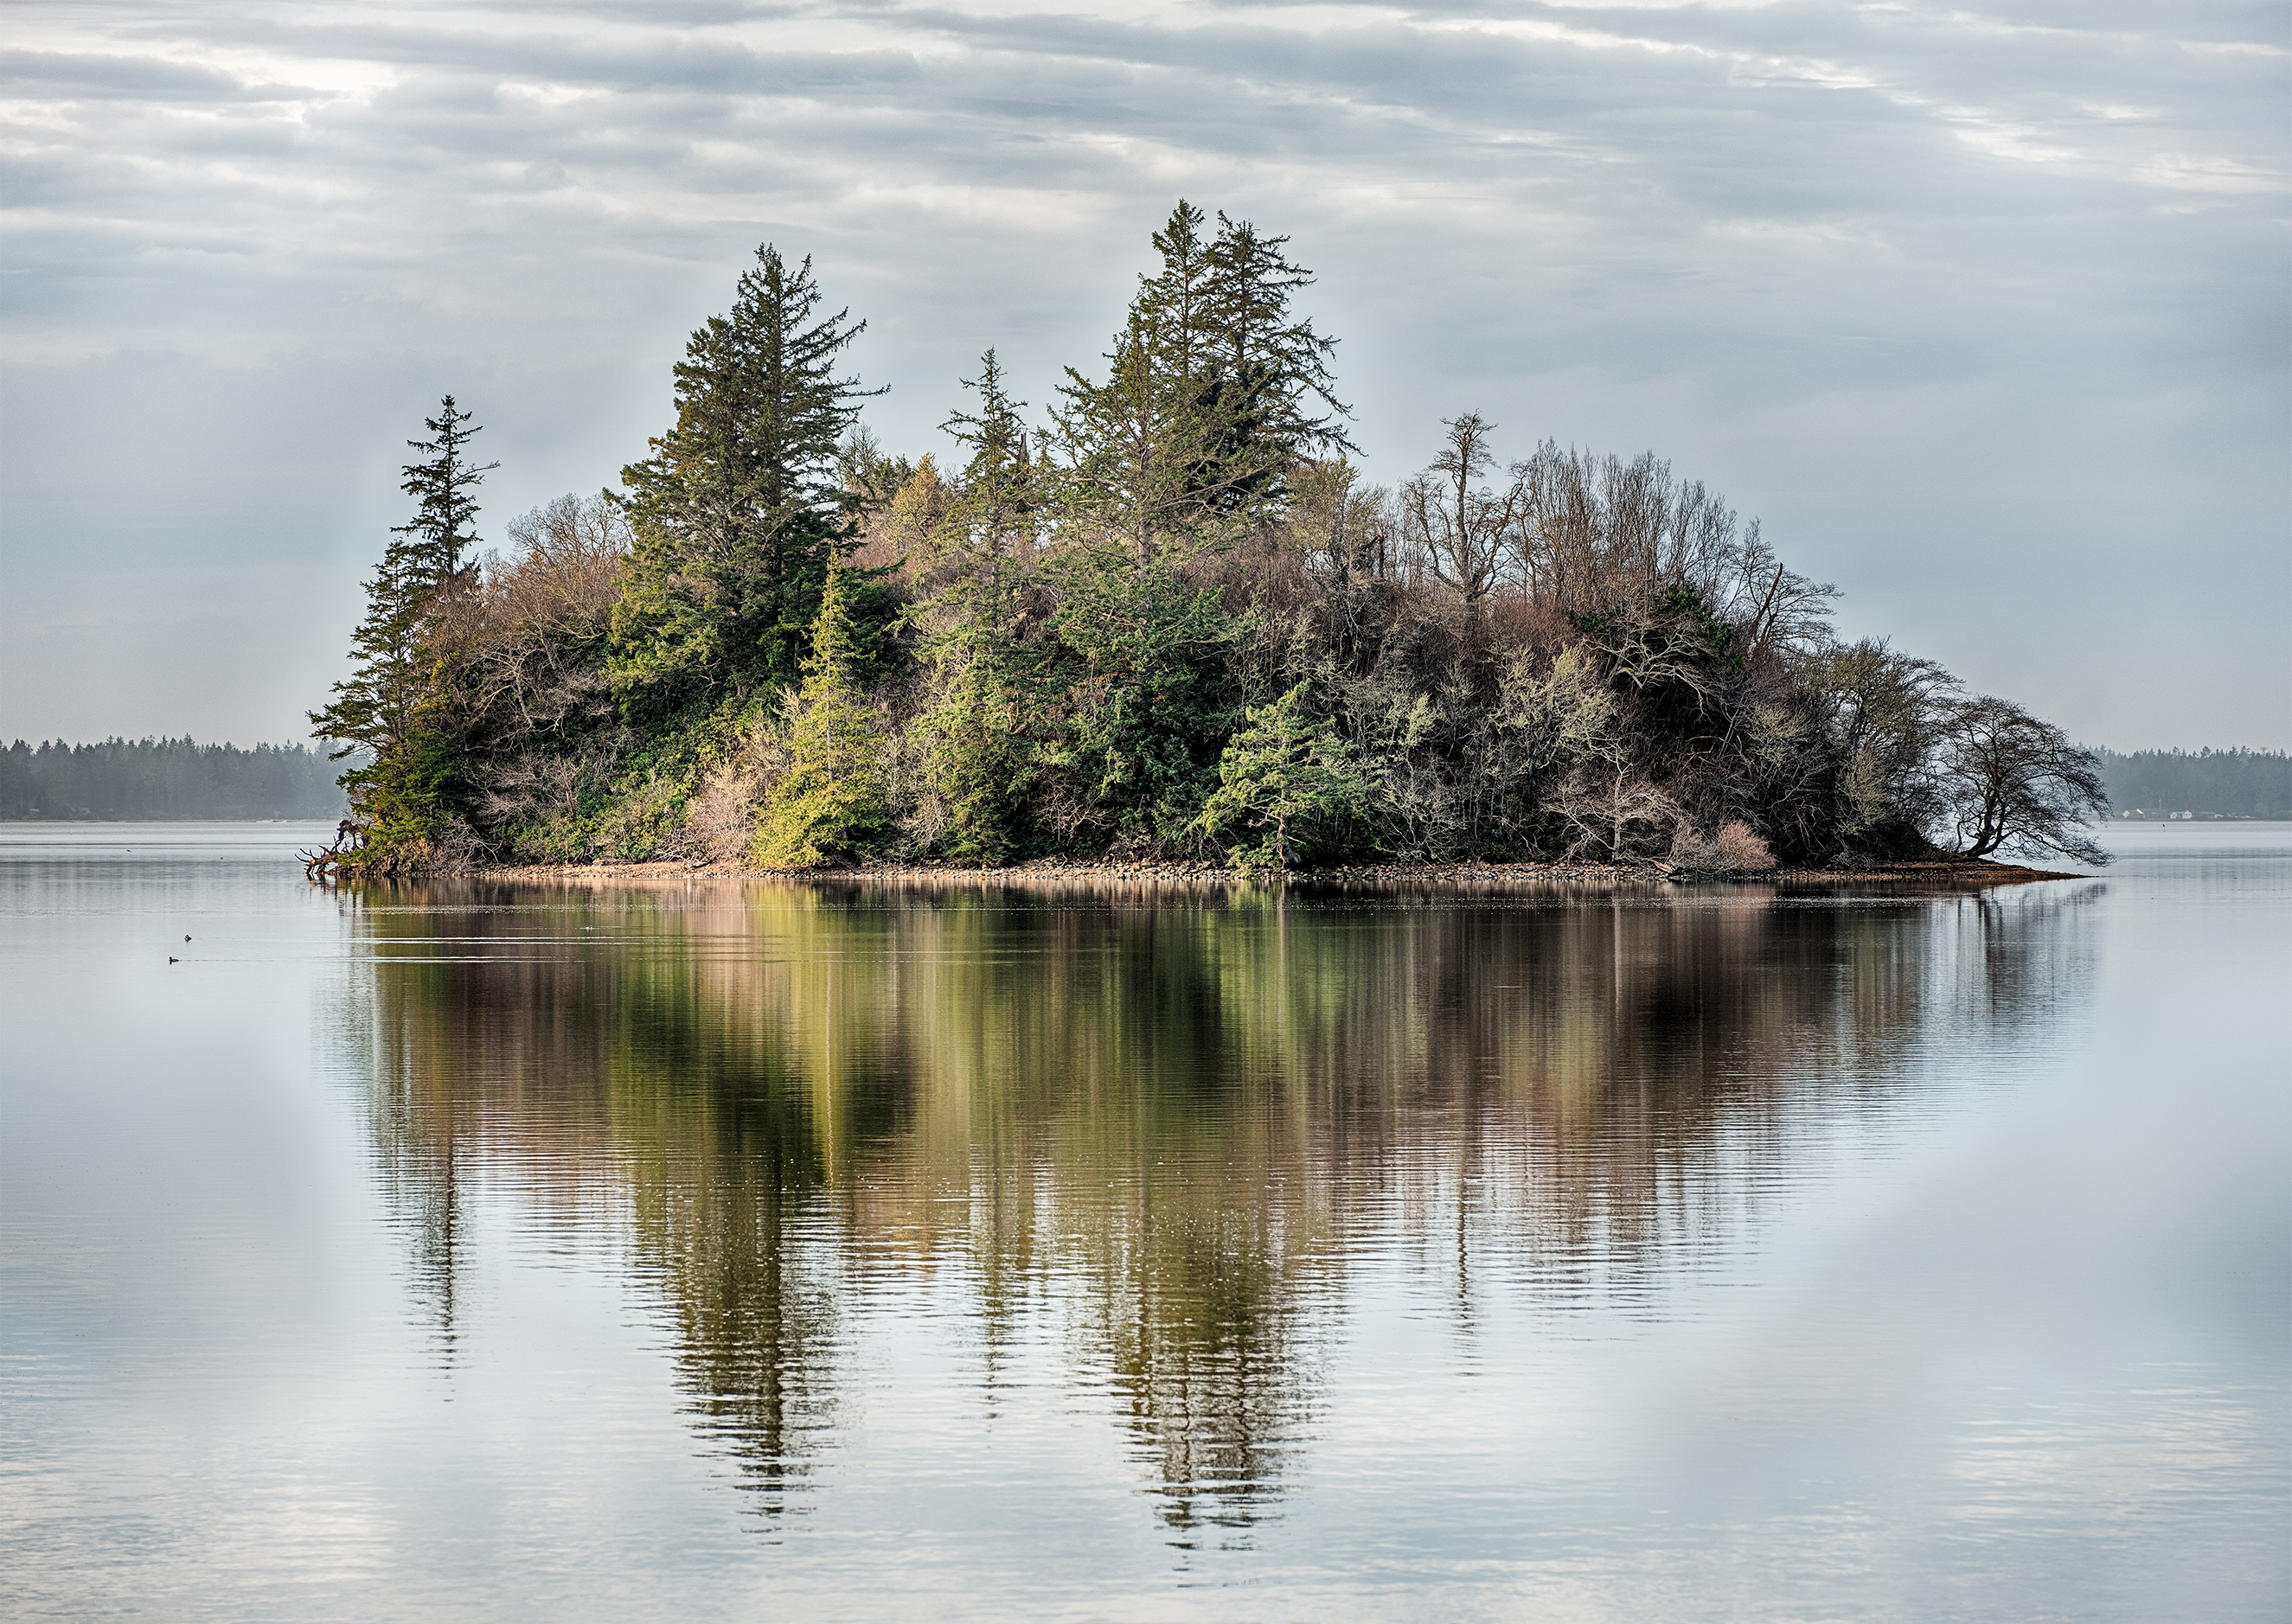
[1928,697,2110,865]
[1514,443,1833,636]
[1399,413,1528,611]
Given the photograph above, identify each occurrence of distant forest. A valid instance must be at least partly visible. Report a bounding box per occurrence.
[0,738,349,821]
[2101,748,2291,818]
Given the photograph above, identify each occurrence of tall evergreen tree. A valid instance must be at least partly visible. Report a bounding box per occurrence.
[1204,211,1354,463]
[1135,201,1219,382]
[1050,204,1288,564]
[395,395,496,596]
[933,348,1039,601]
[912,351,1042,860]
[1035,205,1290,851]
[309,398,493,861]
[611,246,880,720]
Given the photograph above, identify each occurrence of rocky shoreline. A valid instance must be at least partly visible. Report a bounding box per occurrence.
[447,854,2078,891]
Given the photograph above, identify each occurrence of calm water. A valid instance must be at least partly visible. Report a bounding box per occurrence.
[2,823,2286,1621]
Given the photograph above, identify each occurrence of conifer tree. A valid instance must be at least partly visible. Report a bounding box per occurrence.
[1037,206,1284,849]
[1050,203,1285,564]
[1204,213,1354,462]
[912,352,1041,861]
[1193,684,1372,868]
[1136,201,1218,382]
[395,395,496,595]
[752,566,892,867]
[1034,545,1242,852]
[612,246,880,721]
[934,350,1038,601]
[309,397,493,861]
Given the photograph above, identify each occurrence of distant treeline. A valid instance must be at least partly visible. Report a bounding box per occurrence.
[2101,748,2291,818]
[0,737,350,821]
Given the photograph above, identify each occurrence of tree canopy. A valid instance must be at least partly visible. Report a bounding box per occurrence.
[611,246,880,719]
[309,208,2114,878]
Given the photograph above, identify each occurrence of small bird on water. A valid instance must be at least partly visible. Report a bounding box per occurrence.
[169,956,178,964]
[183,935,192,942]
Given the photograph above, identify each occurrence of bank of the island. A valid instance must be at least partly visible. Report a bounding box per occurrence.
[431,854,2078,896]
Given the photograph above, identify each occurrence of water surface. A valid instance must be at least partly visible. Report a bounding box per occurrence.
[3,822,2286,1620]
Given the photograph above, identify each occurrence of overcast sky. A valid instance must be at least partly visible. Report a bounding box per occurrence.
[3,0,2285,750]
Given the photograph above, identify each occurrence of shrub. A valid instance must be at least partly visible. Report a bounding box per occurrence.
[1715,821,1775,871]
[1669,818,1776,874]
[1193,684,1373,869]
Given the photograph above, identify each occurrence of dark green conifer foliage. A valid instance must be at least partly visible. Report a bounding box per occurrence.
[612,246,880,721]
[1194,683,1373,868]
[395,396,495,594]
[1053,204,1286,563]
[1203,211,1354,464]
[1037,548,1244,852]
[1037,205,1290,848]
[752,566,893,867]
[309,397,493,862]
[913,351,1041,862]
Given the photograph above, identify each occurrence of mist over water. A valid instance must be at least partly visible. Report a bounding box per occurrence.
[3,824,2285,1620]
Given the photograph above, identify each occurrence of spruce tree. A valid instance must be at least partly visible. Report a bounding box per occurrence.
[1036,205,1292,850]
[309,397,493,862]
[1193,684,1373,868]
[912,351,1041,861]
[395,395,495,595]
[1036,545,1244,852]
[612,246,880,722]
[934,349,1038,602]
[752,566,893,867]
[1204,212,1354,463]
[1050,203,1285,565]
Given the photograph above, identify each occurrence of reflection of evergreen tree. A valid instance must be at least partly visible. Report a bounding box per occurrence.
[613,1042,839,1513]
[1087,1196,1312,1536]
[341,885,849,1512]
[346,942,473,1361]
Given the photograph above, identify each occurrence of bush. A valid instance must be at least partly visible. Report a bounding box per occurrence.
[1669,818,1776,874]
[1193,684,1373,869]
[1716,820,1776,871]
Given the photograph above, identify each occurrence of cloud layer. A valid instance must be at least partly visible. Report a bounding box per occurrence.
[4,0,2285,745]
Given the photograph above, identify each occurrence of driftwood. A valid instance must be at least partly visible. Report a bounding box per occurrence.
[300,820,360,885]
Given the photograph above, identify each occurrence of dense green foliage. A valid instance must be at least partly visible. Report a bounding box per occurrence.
[1194,684,1373,868]
[308,398,495,872]
[2101,748,2290,817]
[611,246,877,721]
[751,567,894,867]
[0,738,347,820]
[314,204,2119,875]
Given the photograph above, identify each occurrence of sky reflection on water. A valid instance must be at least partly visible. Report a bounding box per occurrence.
[1,823,2285,1621]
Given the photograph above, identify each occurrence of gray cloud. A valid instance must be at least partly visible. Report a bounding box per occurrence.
[3,0,2284,747]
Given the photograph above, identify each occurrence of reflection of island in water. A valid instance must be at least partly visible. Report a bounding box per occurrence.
[338,879,2095,1531]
